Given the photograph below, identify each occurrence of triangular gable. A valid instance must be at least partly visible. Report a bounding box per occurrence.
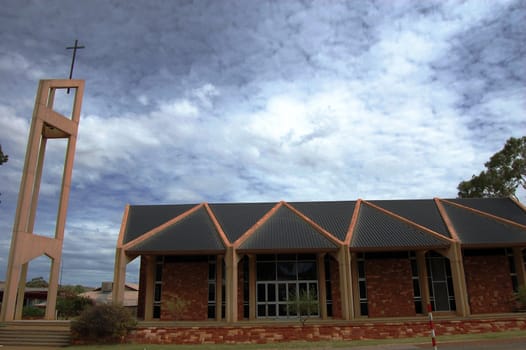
[208,202,276,243]
[128,206,225,253]
[123,204,197,244]
[441,201,526,246]
[238,205,338,251]
[288,201,356,241]
[351,203,450,250]
[370,199,451,239]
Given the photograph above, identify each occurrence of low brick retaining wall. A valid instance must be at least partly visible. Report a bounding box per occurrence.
[129,316,526,344]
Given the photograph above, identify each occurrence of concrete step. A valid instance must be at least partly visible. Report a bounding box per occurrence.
[0,321,71,347]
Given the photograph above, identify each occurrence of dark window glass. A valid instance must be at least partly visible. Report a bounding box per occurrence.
[360,302,368,316]
[257,284,265,302]
[154,284,162,301]
[208,305,215,319]
[278,283,287,301]
[279,304,288,316]
[153,305,161,319]
[208,283,215,301]
[413,279,421,297]
[257,262,276,281]
[267,284,276,302]
[297,262,317,280]
[268,304,276,317]
[257,304,265,316]
[208,262,216,279]
[358,261,365,277]
[277,262,297,280]
[359,281,367,298]
[414,301,422,314]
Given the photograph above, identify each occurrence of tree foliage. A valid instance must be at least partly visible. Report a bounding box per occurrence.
[0,144,7,165]
[457,136,526,198]
[26,277,49,288]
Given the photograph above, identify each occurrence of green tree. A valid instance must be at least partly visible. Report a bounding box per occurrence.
[26,277,48,288]
[0,144,7,165]
[457,136,526,198]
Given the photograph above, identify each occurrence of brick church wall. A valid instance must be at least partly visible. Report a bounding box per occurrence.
[366,258,415,317]
[464,254,514,314]
[161,260,209,321]
[330,258,342,319]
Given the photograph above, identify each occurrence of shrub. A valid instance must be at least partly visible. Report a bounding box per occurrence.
[71,304,137,344]
[57,294,93,319]
[22,305,45,319]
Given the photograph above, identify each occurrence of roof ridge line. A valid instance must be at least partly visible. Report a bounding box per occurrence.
[434,198,461,242]
[344,199,362,246]
[116,204,130,248]
[441,198,526,231]
[204,203,232,247]
[233,201,283,248]
[284,202,344,246]
[122,203,204,251]
[363,200,454,244]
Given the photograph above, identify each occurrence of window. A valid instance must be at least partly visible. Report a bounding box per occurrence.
[256,254,319,319]
[207,256,225,319]
[426,252,455,311]
[357,253,368,316]
[506,248,519,293]
[409,252,423,314]
[153,256,163,319]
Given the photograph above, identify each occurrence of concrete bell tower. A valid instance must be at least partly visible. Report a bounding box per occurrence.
[1,79,84,321]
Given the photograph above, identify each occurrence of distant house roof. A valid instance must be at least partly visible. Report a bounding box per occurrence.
[120,198,526,254]
[81,282,138,307]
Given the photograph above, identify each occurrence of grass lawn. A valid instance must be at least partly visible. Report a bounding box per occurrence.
[65,330,526,349]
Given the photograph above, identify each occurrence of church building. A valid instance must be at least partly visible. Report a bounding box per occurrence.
[112,197,526,327]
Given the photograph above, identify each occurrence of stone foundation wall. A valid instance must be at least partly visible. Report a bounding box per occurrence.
[366,258,415,317]
[129,316,526,344]
[464,254,514,314]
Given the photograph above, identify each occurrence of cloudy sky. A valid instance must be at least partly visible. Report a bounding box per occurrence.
[0,0,525,287]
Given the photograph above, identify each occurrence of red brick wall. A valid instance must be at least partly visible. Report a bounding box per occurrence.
[464,254,514,314]
[330,258,342,319]
[128,316,526,344]
[161,260,208,321]
[366,258,415,317]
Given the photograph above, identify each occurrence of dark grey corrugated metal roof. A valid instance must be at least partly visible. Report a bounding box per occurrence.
[370,199,451,238]
[351,204,450,250]
[128,206,225,253]
[123,204,197,244]
[289,201,356,241]
[447,198,526,226]
[208,202,276,243]
[441,201,526,246]
[238,205,338,251]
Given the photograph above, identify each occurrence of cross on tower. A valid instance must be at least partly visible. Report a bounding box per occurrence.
[66,39,85,93]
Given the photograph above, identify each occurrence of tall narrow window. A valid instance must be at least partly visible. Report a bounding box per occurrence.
[357,253,368,316]
[207,256,216,319]
[426,252,455,311]
[324,254,333,317]
[409,251,423,314]
[153,256,163,319]
[506,248,519,292]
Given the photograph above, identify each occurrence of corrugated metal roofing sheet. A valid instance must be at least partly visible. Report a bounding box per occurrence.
[351,204,450,250]
[239,205,338,251]
[128,206,225,253]
[447,198,526,226]
[370,199,451,238]
[441,201,526,246]
[123,204,197,244]
[208,202,276,243]
[289,201,356,241]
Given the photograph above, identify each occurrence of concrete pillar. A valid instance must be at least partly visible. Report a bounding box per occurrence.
[336,247,353,320]
[416,251,430,315]
[447,244,470,317]
[143,256,156,320]
[225,247,238,323]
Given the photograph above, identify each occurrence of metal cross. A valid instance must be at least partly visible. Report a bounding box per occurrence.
[66,39,85,93]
